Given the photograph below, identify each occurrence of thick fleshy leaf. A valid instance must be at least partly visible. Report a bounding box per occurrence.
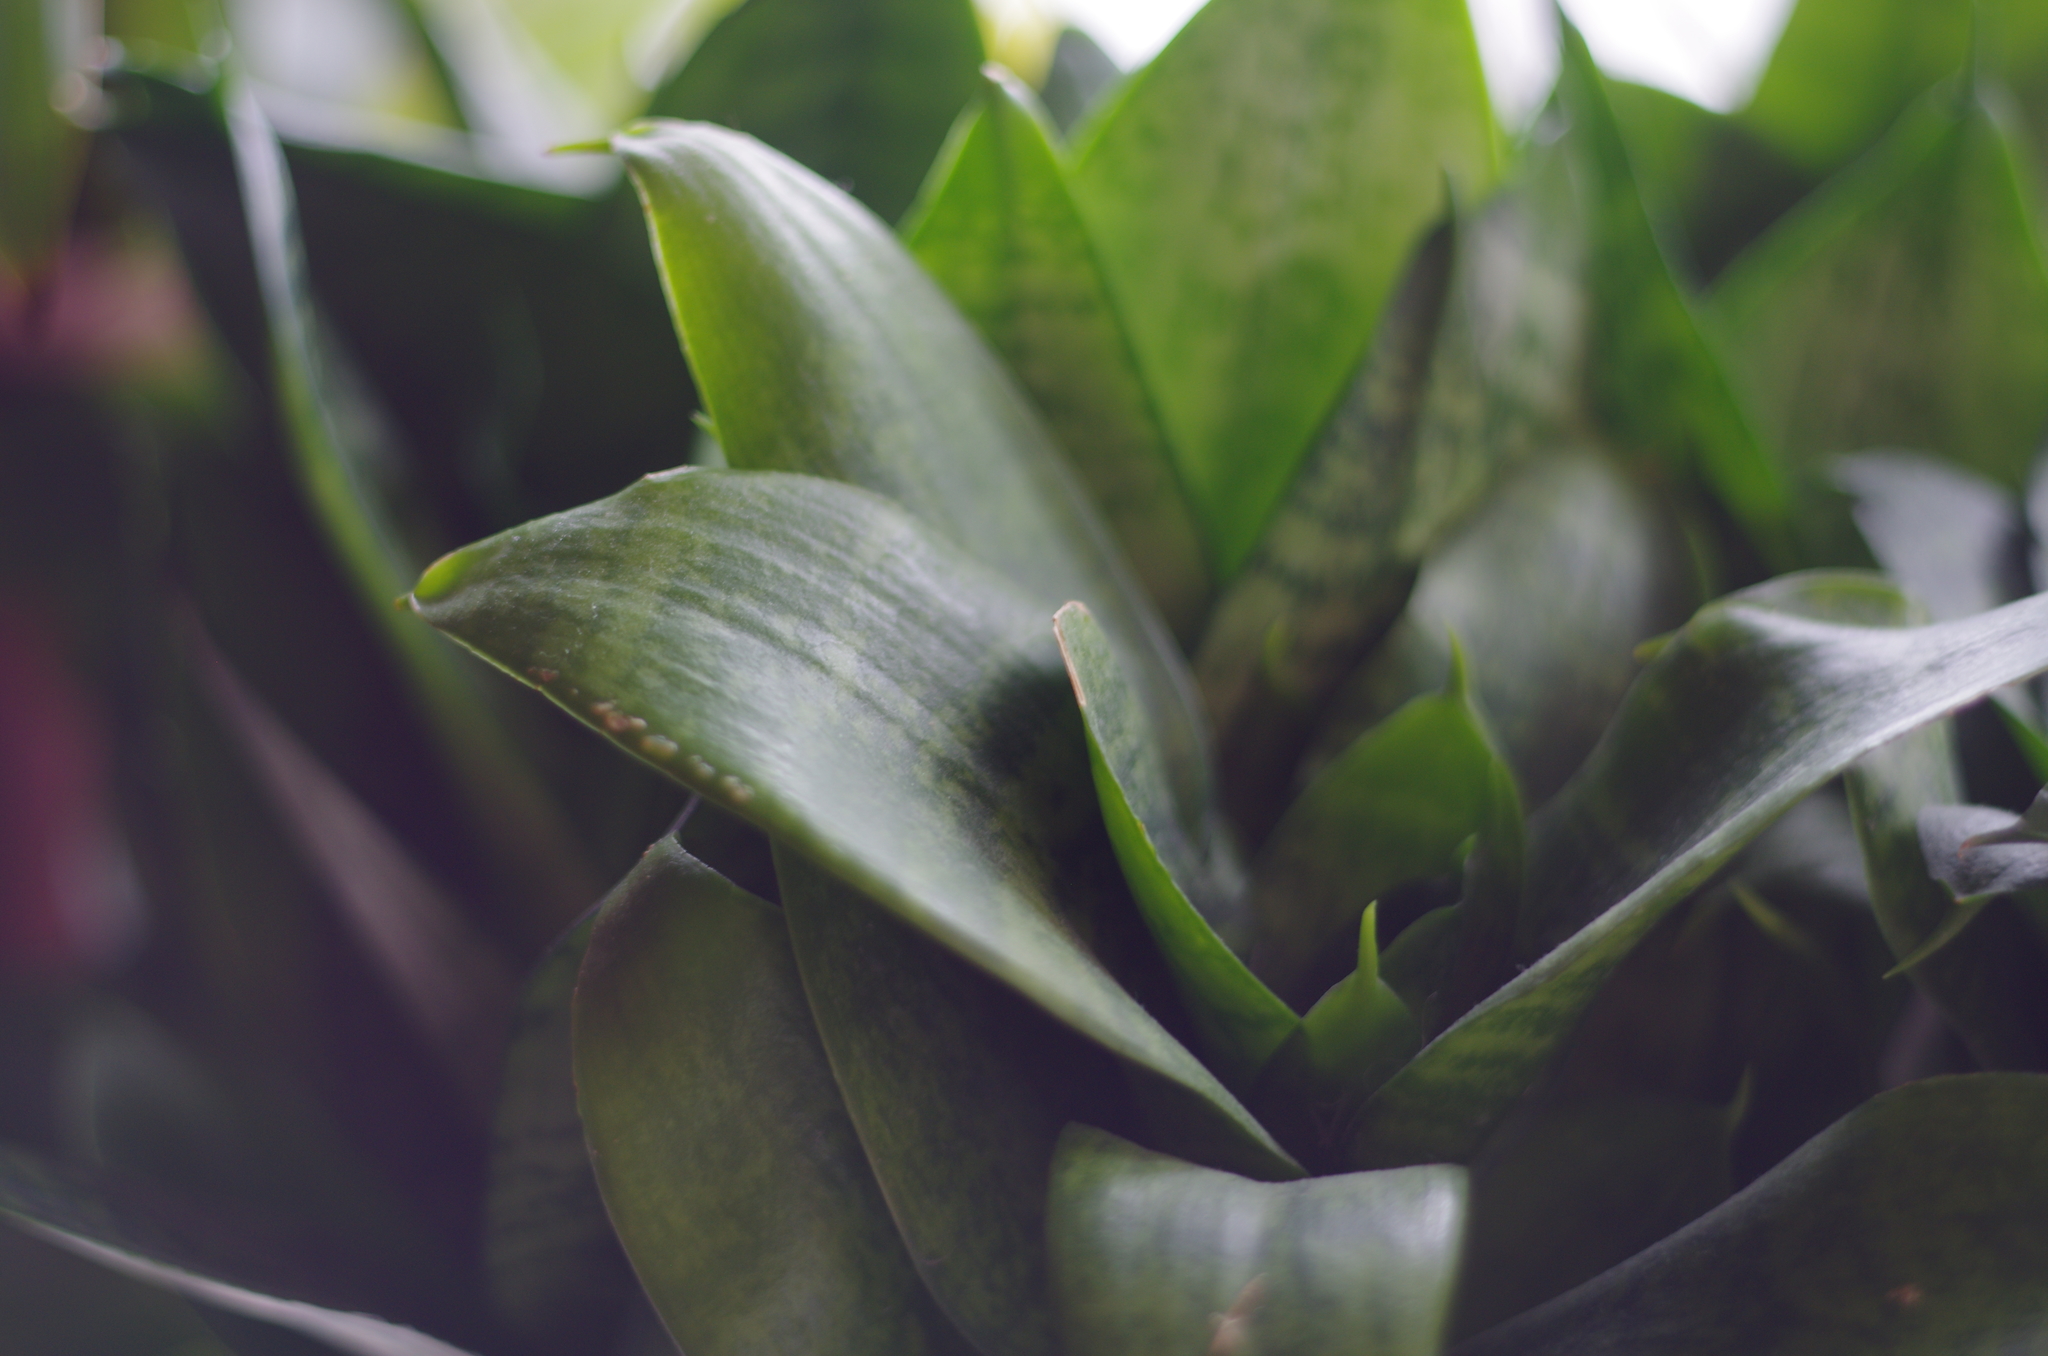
[0,1150,479,1356]
[1047,1126,1466,1356]
[645,0,984,225]
[1067,0,1496,574]
[1038,28,1120,135]
[1710,85,2048,493]
[1456,1075,2048,1355]
[614,117,1215,834]
[572,839,969,1356]
[1349,573,2048,1168]
[905,67,1209,641]
[0,0,85,283]
[1054,602,1290,1090]
[413,467,1293,1177]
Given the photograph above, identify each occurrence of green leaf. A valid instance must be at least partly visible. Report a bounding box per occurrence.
[1037,28,1120,136]
[1047,1126,1466,1356]
[1244,652,1502,1012]
[1710,83,2048,493]
[0,1226,232,1356]
[1348,572,2048,1168]
[1067,0,1497,574]
[904,67,1211,641]
[1054,602,1292,1090]
[645,0,985,224]
[613,117,1216,838]
[1836,451,2028,621]
[0,1149,479,1356]
[0,0,85,283]
[572,839,970,1355]
[413,467,1294,1178]
[1456,1075,2048,1354]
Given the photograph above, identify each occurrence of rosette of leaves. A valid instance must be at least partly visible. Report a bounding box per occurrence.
[13,0,2048,1352]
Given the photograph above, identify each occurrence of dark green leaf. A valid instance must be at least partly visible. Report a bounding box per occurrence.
[1350,573,2048,1168]
[572,839,968,1356]
[614,117,1216,839]
[1054,602,1290,1090]
[1456,1075,2048,1355]
[1037,28,1119,136]
[413,467,1293,1177]
[904,69,1210,641]
[1047,1126,1466,1356]
[0,0,84,282]
[1067,0,1497,574]
[645,0,984,224]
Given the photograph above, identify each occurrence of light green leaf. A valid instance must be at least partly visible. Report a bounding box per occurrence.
[572,839,970,1356]
[1349,572,2048,1168]
[1067,0,1497,574]
[413,467,1294,1178]
[1054,602,1291,1090]
[645,0,985,224]
[1456,1075,2048,1354]
[614,117,1216,836]
[1710,83,2048,493]
[905,67,1210,641]
[1047,1126,1466,1356]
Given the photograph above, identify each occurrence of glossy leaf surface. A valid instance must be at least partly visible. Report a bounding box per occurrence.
[1457,1075,2048,1354]
[1351,573,2048,1167]
[906,68,1209,640]
[573,839,967,1355]
[413,467,1291,1176]
[1068,0,1496,574]
[1048,1126,1466,1356]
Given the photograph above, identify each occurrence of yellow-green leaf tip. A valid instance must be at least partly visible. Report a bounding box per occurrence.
[412,548,473,605]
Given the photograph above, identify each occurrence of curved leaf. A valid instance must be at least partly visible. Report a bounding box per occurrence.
[1067,0,1497,574]
[905,67,1210,640]
[613,117,1215,836]
[1456,1075,2048,1355]
[1350,573,2048,1168]
[1047,1126,1466,1356]
[572,839,969,1356]
[413,467,1293,1178]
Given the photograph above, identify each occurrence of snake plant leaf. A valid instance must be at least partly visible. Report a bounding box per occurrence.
[1066,0,1497,576]
[1038,28,1120,136]
[1245,650,1503,1013]
[0,0,85,284]
[1054,602,1291,1091]
[1710,83,2048,493]
[1455,1074,2048,1355]
[573,839,971,1356]
[412,467,1294,1179]
[904,68,1210,642]
[614,117,1216,835]
[1047,1126,1467,1356]
[645,0,984,224]
[0,1149,480,1356]
[778,851,1095,1356]
[1348,573,2048,1169]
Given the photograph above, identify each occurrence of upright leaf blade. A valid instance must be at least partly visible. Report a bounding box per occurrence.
[1068,0,1497,574]
[0,0,84,284]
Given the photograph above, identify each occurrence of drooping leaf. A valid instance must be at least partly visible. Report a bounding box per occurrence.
[1456,1075,2048,1355]
[1710,83,2048,494]
[904,68,1210,641]
[1067,0,1497,575]
[1047,1126,1466,1356]
[613,117,1216,838]
[572,839,970,1356]
[645,0,985,224]
[1054,602,1291,1090]
[413,467,1294,1177]
[1349,572,2048,1168]
[1037,28,1120,136]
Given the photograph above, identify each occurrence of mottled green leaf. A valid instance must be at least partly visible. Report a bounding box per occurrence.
[614,117,1215,836]
[1068,0,1497,574]
[1350,573,2048,1168]
[573,839,968,1356]
[1047,1126,1466,1356]
[413,467,1292,1177]
[905,68,1209,640]
[645,0,984,224]
[1054,602,1289,1090]
[1711,84,2048,493]
[1037,28,1119,136]
[0,0,84,283]
[1456,1075,2048,1355]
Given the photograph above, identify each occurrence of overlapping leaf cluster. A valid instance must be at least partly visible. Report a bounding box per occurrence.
[9,0,2048,1351]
